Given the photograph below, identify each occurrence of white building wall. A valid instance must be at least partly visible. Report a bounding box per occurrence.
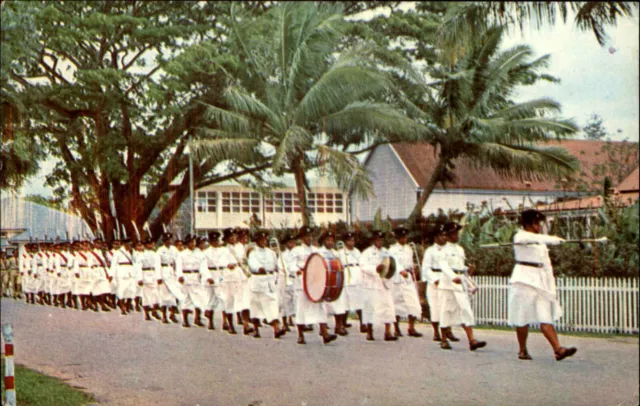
[195,185,347,230]
[421,189,574,217]
[352,145,419,222]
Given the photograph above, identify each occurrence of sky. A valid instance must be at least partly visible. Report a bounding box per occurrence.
[17,3,640,198]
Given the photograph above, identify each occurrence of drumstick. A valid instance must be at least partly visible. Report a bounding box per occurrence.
[479,237,609,248]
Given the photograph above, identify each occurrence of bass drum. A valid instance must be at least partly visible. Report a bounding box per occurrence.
[303,253,344,303]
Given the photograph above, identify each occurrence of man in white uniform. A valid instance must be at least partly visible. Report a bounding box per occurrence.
[388,226,423,338]
[134,239,163,321]
[221,228,253,335]
[111,239,137,315]
[20,244,36,304]
[509,209,577,361]
[359,231,398,342]
[290,226,337,345]
[318,231,349,336]
[89,238,112,312]
[438,222,486,351]
[336,232,364,332]
[202,231,227,330]
[73,240,95,311]
[277,234,297,333]
[247,230,285,339]
[156,233,181,323]
[176,236,213,328]
[421,224,449,342]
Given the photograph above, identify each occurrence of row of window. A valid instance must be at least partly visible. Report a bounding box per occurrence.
[196,191,344,214]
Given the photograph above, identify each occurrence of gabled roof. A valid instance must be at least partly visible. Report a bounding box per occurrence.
[390,140,632,192]
[0,195,91,243]
[617,167,639,192]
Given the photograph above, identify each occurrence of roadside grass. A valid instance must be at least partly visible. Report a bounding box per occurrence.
[1,356,96,406]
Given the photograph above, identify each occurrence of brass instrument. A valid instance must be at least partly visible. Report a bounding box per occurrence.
[407,242,421,282]
[228,244,252,279]
[461,268,479,295]
[335,240,350,284]
[270,237,292,286]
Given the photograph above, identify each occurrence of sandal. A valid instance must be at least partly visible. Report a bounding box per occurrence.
[555,347,577,361]
[518,351,533,360]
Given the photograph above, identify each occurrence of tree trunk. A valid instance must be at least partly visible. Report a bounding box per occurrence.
[407,156,447,225]
[292,157,311,227]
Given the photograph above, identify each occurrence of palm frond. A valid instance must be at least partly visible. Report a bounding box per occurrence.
[315,145,373,201]
[490,98,562,120]
[294,65,392,123]
[199,101,251,134]
[223,86,281,128]
[323,101,435,143]
[272,125,313,174]
[190,138,262,164]
[465,142,580,181]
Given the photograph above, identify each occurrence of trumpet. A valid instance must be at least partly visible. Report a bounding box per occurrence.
[270,237,292,286]
[461,269,479,295]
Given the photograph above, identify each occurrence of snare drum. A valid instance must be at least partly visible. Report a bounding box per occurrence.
[303,253,344,303]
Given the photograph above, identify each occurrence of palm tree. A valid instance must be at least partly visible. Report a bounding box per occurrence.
[437,2,638,64]
[400,26,580,223]
[194,2,425,226]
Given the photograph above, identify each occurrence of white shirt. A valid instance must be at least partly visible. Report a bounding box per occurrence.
[359,245,386,277]
[157,245,179,267]
[277,249,296,279]
[388,243,415,284]
[440,242,466,291]
[421,243,451,284]
[247,246,277,274]
[511,229,564,294]
[289,243,317,272]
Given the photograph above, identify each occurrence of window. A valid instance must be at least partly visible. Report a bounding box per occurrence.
[197,191,216,212]
[306,192,343,213]
[222,191,260,213]
[265,192,299,213]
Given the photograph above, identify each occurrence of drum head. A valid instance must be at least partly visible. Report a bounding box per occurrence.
[304,254,328,302]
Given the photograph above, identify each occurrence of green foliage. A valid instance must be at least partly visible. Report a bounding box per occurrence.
[583,114,607,140]
[457,199,639,277]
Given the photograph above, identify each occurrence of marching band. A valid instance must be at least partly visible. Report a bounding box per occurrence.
[1,209,579,360]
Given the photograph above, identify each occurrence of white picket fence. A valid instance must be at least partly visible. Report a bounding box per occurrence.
[471,276,639,335]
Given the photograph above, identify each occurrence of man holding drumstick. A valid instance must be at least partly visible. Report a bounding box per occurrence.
[509,209,577,361]
[289,226,337,345]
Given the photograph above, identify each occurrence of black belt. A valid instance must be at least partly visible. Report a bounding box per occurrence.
[517,261,543,268]
[161,263,172,266]
[78,265,88,268]
[183,270,199,274]
[252,271,275,275]
[142,268,155,271]
[431,269,441,273]
[208,267,225,270]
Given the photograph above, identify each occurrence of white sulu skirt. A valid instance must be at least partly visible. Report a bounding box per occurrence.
[439,289,475,328]
[393,282,422,318]
[426,282,441,322]
[508,282,562,326]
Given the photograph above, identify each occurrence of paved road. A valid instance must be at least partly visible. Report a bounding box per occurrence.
[1,298,638,406]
